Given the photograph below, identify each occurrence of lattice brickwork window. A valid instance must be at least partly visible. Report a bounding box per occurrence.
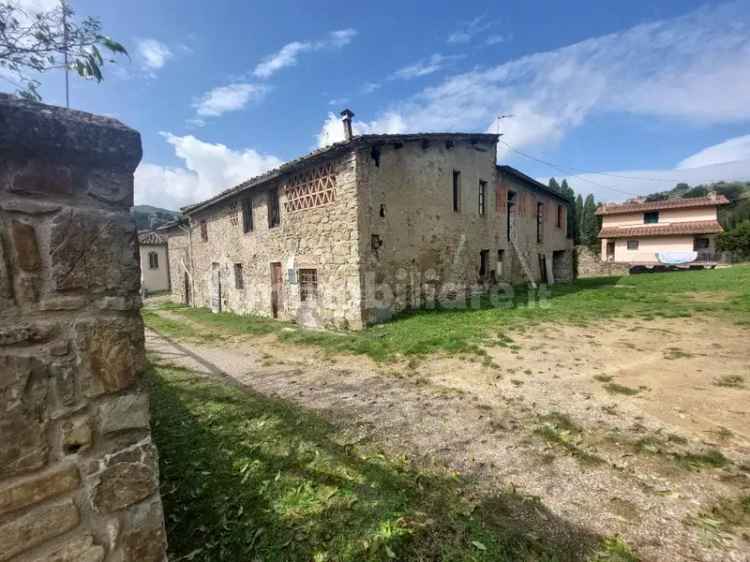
[283,162,337,212]
[228,201,239,226]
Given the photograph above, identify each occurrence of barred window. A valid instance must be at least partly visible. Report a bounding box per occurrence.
[283,162,337,212]
[478,180,487,216]
[299,269,318,302]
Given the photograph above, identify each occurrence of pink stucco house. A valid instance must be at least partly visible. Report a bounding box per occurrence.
[597,194,729,265]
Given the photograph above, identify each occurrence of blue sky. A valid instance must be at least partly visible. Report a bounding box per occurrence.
[6,0,750,209]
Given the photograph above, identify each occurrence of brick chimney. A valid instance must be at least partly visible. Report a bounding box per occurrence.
[340,109,354,141]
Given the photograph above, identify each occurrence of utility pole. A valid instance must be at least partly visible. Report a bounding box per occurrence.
[61,0,70,108]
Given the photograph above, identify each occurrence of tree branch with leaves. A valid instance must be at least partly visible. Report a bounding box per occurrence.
[0,1,127,101]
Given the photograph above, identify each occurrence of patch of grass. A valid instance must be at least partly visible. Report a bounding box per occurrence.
[147,362,615,561]
[603,383,640,396]
[141,310,207,340]
[714,375,745,388]
[590,536,640,562]
[143,265,750,362]
[674,448,730,471]
[594,374,613,383]
[534,412,603,467]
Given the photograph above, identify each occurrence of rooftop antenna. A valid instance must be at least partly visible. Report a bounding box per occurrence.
[61,0,70,108]
[496,114,513,135]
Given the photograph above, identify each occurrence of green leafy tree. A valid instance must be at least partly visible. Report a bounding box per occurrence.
[580,194,599,249]
[717,221,750,258]
[0,1,127,101]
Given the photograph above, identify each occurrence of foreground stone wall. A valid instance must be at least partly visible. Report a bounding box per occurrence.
[0,95,166,561]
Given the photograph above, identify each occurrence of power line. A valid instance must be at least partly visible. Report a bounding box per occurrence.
[499,138,686,188]
[498,139,641,198]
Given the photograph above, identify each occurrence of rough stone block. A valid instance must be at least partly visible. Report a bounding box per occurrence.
[74,317,144,397]
[10,220,42,272]
[93,462,156,513]
[87,169,134,207]
[0,500,79,561]
[0,230,11,300]
[39,296,87,311]
[0,198,62,215]
[119,497,167,562]
[50,208,139,293]
[98,393,150,434]
[51,362,77,410]
[7,160,73,197]
[0,464,79,516]
[28,534,105,562]
[0,322,55,346]
[62,415,93,454]
[0,355,49,477]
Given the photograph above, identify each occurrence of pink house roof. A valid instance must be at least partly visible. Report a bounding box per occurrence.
[598,220,724,239]
[596,195,730,216]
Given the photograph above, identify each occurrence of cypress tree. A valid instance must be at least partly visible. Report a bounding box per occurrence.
[575,194,584,245]
[581,194,598,248]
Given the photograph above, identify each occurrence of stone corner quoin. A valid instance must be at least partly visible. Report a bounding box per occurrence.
[0,95,167,562]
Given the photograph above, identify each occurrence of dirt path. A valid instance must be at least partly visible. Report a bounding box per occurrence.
[145,313,750,562]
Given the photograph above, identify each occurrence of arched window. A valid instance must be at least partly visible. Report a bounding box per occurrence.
[148,251,159,269]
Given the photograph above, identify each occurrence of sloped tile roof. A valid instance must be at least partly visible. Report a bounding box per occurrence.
[596,195,729,215]
[138,231,166,245]
[598,220,724,239]
[181,133,499,215]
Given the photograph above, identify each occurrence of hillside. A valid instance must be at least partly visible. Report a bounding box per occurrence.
[133,205,181,230]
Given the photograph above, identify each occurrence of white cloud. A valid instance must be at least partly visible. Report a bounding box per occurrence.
[328,97,350,106]
[361,82,381,94]
[391,54,464,80]
[322,3,750,153]
[316,111,406,147]
[447,16,492,44]
[678,134,750,169]
[253,29,357,79]
[485,34,510,46]
[192,83,268,118]
[12,0,58,11]
[136,39,173,71]
[134,134,282,210]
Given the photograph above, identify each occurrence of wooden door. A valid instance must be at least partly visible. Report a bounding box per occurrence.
[270,262,283,318]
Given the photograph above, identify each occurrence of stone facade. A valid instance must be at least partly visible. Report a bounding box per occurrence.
[0,94,167,561]
[576,246,630,278]
[167,132,575,329]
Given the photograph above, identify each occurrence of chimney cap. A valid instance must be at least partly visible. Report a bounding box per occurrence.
[340,108,354,119]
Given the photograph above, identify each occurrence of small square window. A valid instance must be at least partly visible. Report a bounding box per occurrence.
[627,240,639,250]
[644,211,659,224]
[299,269,317,302]
[694,237,710,251]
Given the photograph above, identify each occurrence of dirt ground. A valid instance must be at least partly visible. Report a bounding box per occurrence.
[145,310,750,562]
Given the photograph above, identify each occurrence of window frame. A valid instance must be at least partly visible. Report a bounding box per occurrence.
[200,220,208,242]
[556,204,563,228]
[627,240,639,250]
[268,187,281,228]
[536,202,544,243]
[478,180,487,216]
[693,237,710,251]
[148,251,159,270]
[299,268,318,302]
[234,263,244,290]
[644,211,659,224]
[452,170,461,213]
[242,197,254,233]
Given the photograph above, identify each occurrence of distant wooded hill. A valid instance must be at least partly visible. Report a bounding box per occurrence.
[132,205,181,230]
[644,181,750,229]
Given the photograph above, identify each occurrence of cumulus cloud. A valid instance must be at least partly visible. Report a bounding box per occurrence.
[134,134,282,210]
[253,29,357,79]
[136,39,173,71]
[391,54,464,80]
[316,111,406,147]
[192,83,268,118]
[677,134,750,169]
[321,3,750,153]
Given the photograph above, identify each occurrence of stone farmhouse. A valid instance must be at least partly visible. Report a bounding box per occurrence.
[597,194,729,266]
[163,111,574,330]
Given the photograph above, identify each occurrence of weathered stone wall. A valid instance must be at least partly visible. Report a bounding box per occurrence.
[0,95,167,561]
[356,139,574,323]
[176,152,364,329]
[576,245,630,278]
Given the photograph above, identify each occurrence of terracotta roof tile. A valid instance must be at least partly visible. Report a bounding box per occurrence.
[598,220,724,239]
[596,195,729,216]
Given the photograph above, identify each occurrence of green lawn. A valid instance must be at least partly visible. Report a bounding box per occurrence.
[145,265,750,362]
[148,362,637,562]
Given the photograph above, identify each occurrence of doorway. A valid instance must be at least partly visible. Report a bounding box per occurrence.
[270,262,283,318]
[538,254,548,284]
[606,241,615,261]
[210,262,221,312]
[184,272,191,305]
